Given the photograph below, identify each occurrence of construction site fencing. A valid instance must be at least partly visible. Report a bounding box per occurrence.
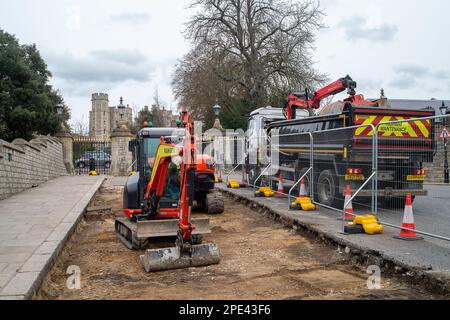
[372,114,450,242]
[221,116,450,242]
[310,124,376,220]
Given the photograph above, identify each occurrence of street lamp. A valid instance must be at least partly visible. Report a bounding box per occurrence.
[117,97,126,121]
[441,101,449,184]
[440,101,448,124]
[213,102,222,118]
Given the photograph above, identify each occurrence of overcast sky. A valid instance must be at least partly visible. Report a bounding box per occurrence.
[1,0,450,126]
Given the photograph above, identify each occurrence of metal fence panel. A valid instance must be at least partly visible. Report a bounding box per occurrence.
[73,137,111,175]
[311,124,376,215]
[374,114,450,241]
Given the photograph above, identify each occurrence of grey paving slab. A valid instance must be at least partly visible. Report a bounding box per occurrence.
[0,175,105,299]
[0,246,36,255]
[0,272,40,296]
[0,295,25,300]
[0,253,34,264]
[34,241,60,255]
[19,254,52,273]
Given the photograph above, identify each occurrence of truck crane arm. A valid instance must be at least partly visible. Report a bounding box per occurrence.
[285,75,357,120]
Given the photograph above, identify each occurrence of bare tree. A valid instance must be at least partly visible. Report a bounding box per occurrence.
[184,0,326,110]
[72,116,89,136]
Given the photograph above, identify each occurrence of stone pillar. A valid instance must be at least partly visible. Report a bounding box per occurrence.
[111,123,133,176]
[55,130,74,174]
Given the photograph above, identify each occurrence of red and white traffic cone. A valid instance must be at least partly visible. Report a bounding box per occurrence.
[394,194,423,241]
[299,178,308,198]
[276,174,286,198]
[339,184,354,221]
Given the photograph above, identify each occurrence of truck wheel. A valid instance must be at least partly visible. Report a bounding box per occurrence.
[317,169,342,208]
[205,191,224,214]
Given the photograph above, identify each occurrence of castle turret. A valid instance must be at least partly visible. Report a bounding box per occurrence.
[89,93,111,138]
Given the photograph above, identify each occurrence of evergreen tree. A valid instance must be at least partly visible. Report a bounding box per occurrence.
[0,29,69,141]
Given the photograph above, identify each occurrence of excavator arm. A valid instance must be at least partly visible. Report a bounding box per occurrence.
[140,111,220,272]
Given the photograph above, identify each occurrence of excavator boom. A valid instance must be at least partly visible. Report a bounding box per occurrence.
[140,112,220,272]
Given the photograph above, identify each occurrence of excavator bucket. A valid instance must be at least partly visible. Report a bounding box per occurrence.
[140,243,220,272]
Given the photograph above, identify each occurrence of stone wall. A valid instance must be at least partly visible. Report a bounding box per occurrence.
[422,125,446,183]
[0,136,67,200]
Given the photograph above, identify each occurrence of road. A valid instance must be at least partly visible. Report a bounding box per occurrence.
[352,184,450,245]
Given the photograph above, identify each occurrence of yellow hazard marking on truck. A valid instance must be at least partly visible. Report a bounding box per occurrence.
[355,115,378,136]
[379,122,416,138]
[414,119,431,138]
[355,115,430,138]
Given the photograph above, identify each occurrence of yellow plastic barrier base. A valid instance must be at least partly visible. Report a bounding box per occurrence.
[89,170,98,176]
[227,180,241,189]
[290,197,316,211]
[255,187,275,198]
[353,215,384,235]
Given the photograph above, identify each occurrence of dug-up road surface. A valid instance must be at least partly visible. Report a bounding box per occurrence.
[35,188,444,300]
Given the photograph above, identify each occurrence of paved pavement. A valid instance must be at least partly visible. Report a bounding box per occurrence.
[218,176,450,292]
[0,175,104,300]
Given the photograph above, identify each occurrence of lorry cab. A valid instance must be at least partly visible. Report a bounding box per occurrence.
[246,106,308,182]
[125,127,186,218]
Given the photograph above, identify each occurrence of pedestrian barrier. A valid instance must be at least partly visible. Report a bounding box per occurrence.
[216,113,450,242]
[372,114,450,242]
[288,168,313,210]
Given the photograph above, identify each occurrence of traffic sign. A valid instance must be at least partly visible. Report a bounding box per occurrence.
[441,127,450,139]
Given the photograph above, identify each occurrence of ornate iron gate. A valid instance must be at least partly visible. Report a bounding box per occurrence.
[73,137,111,175]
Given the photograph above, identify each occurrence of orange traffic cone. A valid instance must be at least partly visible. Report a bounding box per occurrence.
[340,184,354,221]
[394,194,423,241]
[276,174,286,198]
[299,178,308,198]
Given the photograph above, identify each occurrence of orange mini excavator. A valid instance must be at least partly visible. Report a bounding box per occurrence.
[138,112,220,272]
[115,112,224,251]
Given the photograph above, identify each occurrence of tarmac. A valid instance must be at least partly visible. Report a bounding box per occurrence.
[0,175,104,300]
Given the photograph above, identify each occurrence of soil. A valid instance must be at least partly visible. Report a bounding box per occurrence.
[35,187,443,300]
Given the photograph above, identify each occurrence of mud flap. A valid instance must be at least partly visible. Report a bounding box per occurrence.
[140,243,220,272]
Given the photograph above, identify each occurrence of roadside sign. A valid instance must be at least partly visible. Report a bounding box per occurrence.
[441,127,449,139]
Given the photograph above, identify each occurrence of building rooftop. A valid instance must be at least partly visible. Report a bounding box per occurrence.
[385,99,450,114]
